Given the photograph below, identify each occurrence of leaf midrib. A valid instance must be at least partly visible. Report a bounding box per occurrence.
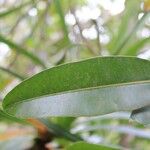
[4,79,150,109]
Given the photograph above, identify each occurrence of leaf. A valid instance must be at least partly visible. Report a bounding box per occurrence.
[0,1,31,18]
[72,124,150,139]
[0,68,78,141]
[0,34,46,68]
[2,57,150,125]
[66,142,119,150]
[53,117,75,129]
[123,37,150,55]
[0,109,26,124]
[73,112,130,125]
[39,118,82,142]
[108,0,141,53]
[54,0,70,43]
[113,12,149,55]
[131,105,150,125]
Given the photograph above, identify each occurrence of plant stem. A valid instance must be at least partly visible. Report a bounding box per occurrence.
[92,19,102,55]
[71,9,98,55]
[39,118,83,142]
[0,66,26,80]
[0,34,46,68]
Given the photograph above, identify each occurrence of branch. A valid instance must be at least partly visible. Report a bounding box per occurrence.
[92,19,102,55]
[71,9,98,55]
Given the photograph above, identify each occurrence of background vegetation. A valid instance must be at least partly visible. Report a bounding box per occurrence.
[0,0,150,149]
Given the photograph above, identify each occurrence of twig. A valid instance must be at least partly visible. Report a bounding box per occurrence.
[22,0,51,45]
[33,0,52,51]
[71,9,98,55]
[92,19,102,55]
[8,52,19,68]
[8,2,37,67]
[9,6,31,35]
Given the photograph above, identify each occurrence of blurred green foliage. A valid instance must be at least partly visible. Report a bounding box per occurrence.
[0,0,150,149]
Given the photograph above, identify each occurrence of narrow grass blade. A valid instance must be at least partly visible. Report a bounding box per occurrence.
[0,34,46,68]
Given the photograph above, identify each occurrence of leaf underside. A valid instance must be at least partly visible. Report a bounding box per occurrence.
[2,57,150,125]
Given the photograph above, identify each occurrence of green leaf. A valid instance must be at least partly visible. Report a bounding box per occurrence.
[53,117,75,129]
[0,1,31,18]
[131,106,150,125]
[0,109,26,124]
[123,37,150,55]
[39,118,82,142]
[66,142,119,150]
[0,34,46,68]
[0,67,78,140]
[54,0,70,43]
[2,57,150,125]
[108,0,140,53]
[113,12,149,55]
